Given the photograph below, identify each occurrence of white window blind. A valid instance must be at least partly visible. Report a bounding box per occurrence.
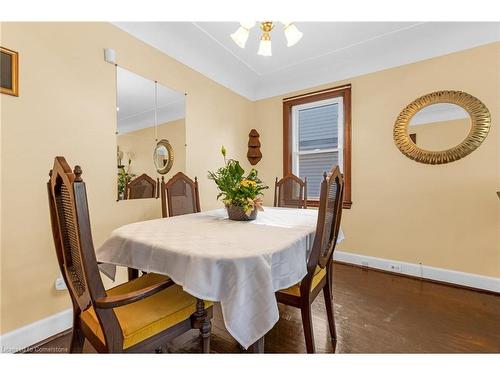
[292,97,344,198]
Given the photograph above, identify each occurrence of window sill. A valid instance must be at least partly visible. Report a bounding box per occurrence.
[306,200,352,209]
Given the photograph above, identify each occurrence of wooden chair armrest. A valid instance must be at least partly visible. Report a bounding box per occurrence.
[94,278,175,309]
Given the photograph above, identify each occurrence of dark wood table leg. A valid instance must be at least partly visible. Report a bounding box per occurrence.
[251,336,265,353]
[191,299,211,353]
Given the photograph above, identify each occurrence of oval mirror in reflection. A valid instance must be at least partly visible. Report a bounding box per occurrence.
[153,139,174,174]
[408,103,471,151]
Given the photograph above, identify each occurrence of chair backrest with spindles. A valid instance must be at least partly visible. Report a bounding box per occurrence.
[160,172,201,217]
[307,165,344,272]
[274,173,308,209]
[47,157,122,351]
[125,173,157,200]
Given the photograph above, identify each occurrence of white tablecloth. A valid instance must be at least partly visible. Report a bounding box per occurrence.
[96,207,344,349]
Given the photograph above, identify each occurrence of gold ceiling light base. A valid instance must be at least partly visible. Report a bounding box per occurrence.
[260,21,274,35]
[393,90,491,165]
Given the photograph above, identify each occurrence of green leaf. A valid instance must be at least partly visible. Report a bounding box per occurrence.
[235,162,244,177]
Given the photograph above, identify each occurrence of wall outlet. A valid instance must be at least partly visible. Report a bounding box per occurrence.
[55,274,67,291]
[388,263,402,272]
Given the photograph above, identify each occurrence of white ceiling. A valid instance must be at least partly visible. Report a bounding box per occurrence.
[117,67,185,134]
[114,22,500,101]
[410,103,469,126]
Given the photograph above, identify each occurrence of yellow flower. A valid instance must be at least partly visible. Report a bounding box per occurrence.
[241,179,257,188]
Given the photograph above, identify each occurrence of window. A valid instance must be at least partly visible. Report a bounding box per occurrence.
[283,85,352,208]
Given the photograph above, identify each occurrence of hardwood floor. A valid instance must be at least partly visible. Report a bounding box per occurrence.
[27,263,500,353]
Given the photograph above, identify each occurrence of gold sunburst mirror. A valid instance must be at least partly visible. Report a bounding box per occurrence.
[393,90,491,165]
[153,139,174,174]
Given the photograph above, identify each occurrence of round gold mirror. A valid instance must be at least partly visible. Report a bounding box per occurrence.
[153,139,174,174]
[394,91,491,165]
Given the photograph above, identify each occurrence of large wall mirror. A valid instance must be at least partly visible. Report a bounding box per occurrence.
[394,91,491,165]
[116,67,186,200]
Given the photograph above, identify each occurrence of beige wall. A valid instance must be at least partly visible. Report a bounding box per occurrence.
[0,22,498,335]
[253,42,500,279]
[0,22,252,334]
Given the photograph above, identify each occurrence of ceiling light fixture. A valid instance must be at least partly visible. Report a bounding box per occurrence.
[230,22,256,48]
[231,21,303,57]
[257,22,273,57]
[283,23,303,47]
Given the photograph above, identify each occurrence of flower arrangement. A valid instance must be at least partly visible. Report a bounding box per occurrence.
[208,146,268,220]
[117,157,135,200]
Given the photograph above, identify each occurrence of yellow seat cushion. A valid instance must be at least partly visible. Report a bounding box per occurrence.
[280,266,326,296]
[81,273,213,349]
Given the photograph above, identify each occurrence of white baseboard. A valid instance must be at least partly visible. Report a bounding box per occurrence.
[1,251,498,352]
[333,250,500,293]
[0,308,72,353]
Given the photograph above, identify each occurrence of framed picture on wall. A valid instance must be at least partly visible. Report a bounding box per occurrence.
[1,46,19,96]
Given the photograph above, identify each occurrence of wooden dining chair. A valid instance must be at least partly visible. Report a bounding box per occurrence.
[275,166,344,353]
[160,172,201,217]
[125,173,157,200]
[47,157,213,353]
[274,173,308,209]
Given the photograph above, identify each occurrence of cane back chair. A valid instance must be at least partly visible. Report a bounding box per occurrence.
[273,173,308,209]
[276,165,344,353]
[160,172,201,218]
[47,157,213,353]
[125,173,157,200]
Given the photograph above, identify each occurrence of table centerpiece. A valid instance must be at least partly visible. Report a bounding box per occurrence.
[208,146,268,221]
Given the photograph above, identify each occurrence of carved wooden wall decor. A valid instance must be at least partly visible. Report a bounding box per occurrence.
[247,129,262,165]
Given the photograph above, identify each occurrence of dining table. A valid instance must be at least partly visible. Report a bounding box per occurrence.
[96,206,344,352]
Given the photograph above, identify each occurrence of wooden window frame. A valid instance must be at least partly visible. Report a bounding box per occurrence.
[283,84,352,209]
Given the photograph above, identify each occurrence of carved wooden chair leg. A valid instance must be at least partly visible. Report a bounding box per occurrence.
[300,304,315,353]
[69,325,85,353]
[323,282,337,342]
[200,316,211,353]
[193,299,211,353]
[324,263,337,342]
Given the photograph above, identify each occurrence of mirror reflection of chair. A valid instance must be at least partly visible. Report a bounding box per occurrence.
[125,173,157,200]
[160,172,201,217]
[47,157,213,353]
[276,166,344,353]
[274,173,308,209]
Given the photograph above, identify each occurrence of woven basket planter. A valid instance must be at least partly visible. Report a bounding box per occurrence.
[226,204,258,221]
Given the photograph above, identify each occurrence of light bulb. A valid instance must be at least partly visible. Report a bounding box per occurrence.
[240,21,255,29]
[258,39,272,56]
[284,23,303,47]
[231,26,250,48]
